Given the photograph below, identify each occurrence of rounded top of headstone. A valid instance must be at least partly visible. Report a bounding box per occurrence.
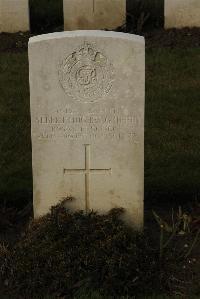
[29,30,145,45]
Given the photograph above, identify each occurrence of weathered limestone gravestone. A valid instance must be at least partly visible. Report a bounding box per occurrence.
[63,0,126,30]
[165,0,200,28]
[29,31,145,228]
[0,0,29,33]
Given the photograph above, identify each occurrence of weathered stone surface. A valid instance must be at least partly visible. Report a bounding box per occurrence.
[63,0,126,30]
[29,31,145,228]
[165,0,200,28]
[0,0,29,33]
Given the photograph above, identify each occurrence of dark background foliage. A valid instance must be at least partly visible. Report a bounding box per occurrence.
[126,0,164,32]
[29,0,63,33]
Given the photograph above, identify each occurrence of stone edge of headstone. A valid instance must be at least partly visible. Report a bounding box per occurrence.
[29,30,145,45]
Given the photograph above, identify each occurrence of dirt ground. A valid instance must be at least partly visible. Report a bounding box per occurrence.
[145,27,200,48]
[0,28,200,53]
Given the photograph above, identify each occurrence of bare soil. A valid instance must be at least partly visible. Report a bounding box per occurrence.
[0,28,200,53]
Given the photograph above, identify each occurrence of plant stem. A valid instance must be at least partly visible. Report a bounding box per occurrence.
[159,225,164,261]
[185,229,200,258]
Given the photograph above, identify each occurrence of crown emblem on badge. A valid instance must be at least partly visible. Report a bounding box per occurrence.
[59,42,114,103]
[76,42,96,60]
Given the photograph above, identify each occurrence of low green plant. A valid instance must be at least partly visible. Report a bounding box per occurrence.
[0,201,199,298]
[0,201,160,298]
[153,205,200,259]
[152,206,200,297]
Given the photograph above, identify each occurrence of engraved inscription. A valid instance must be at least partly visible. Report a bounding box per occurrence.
[59,42,114,103]
[64,144,111,212]
[35,106,141,144]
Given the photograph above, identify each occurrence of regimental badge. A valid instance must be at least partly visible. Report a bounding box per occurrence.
[59,42,114,103]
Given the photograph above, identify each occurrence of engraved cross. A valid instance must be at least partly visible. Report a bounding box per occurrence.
[63,144,111,212]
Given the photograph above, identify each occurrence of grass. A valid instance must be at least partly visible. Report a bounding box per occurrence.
[145,48,200,204]
[0,52,32,207]
[0,47,200,208]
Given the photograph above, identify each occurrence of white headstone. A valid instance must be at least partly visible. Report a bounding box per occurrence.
[29,31,145,229]
[63,0,126,30]
[0,0,29,33]
[165,0,200,28]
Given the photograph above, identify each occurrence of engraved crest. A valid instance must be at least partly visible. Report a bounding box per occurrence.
[59,42,114,103]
